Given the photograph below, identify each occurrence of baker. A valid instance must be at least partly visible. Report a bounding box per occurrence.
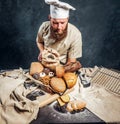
[36,0,82,72]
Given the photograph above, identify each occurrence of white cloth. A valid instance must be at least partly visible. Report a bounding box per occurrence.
[45,0,75,18]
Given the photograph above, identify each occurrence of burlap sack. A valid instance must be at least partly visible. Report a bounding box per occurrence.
[0,71,40,124]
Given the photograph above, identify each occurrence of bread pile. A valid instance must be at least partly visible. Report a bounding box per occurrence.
[29,61,77,94]
[29,47,86,112]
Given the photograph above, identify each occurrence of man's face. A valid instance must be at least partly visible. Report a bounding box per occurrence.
[50,18,69,35]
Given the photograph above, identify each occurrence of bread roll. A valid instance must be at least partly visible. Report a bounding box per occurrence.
[57,98,66,106]
[71,101,78,110]
[63,72,77,89]
[56,65,65,78]
[42,61,59,71]
[66,100,86,112]
[50,77,66,93]
[60,94,70,103]
[76,100,86,110]
[66,102,74,112]
[39,75,50,85]
[29,62,44,75]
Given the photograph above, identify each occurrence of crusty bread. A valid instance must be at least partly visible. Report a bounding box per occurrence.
[76,100,86,110]
[42,61,59,71]
[57,94,70,106]
[60,94,70,103]
[71,101,78,110]
[41,47,60,70]
[39,75,50,85]
[50,77,66,93]
[29,62,44,75]
[63,72,77,89]
[57,98,66,106]
[66,100,86,112]
[55,65,65,78]
[66,101,74,112]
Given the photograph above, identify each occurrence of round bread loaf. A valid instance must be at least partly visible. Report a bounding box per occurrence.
[50,77,66,93]
[63,72,77,89]
[29,62,44,75]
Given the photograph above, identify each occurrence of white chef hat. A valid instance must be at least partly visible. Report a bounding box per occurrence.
[45,0,76,19]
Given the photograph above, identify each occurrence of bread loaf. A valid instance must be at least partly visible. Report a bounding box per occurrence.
[66,100,86,112]
[50,77,66,93]
[57,98,66,106]
[71,101,78,110]
[63,72,77,89]
[39,75,50,85]
[66,101,74,112]
[41,47,60,70]
[76,100,86,110]
[55,65,65,78]
[60,94,70,103]
[29,62,44,75]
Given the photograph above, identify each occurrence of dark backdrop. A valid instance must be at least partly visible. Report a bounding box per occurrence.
[0,0,120,70]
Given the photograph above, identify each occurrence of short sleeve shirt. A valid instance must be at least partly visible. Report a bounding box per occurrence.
[36,21,82,64]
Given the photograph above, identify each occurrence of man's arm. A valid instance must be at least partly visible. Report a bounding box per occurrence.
[64,58,82,72]
[36,40,44,53]
[64,27,82,72]
[36,22,47,61]
[66,58,76,64]
[36,31,45,61]
[36,41,44,61]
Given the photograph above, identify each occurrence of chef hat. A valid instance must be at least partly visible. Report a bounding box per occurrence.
[45,0,76,19]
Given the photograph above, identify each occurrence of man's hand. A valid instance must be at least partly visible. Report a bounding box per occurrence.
[41,47,60,70]
[64,61,82,72]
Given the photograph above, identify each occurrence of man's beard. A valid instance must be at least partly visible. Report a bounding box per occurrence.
[50,24,68,41]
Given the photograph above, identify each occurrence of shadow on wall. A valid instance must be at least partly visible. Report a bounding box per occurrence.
[0,0,47,69]
[98,8,120,69]
[77,0,120,70]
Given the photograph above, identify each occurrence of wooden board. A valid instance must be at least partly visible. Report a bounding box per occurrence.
[38,88,74,108]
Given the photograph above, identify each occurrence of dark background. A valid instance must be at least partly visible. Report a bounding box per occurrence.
[0,0,120,70]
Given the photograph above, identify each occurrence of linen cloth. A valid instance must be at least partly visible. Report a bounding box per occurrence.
[0,71,40,124]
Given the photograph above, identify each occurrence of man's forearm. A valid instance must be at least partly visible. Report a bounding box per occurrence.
[36,42,44,52]
[64,61,82,72]
[36,42,44,61]
[66,58,77,64]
